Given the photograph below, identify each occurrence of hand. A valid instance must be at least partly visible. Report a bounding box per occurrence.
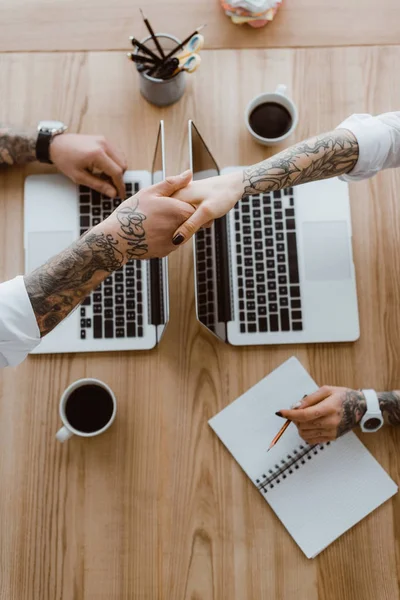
[277,386,367,445]
[99,170,195,260]
[50,133,128,198]
[171,170,244,245]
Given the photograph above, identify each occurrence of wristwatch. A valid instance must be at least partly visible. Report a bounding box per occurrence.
[36,120,68,164]
[360,389,384,432]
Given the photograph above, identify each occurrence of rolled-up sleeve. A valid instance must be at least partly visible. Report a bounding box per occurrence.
[0,276,40,367]
[337,112,400,182]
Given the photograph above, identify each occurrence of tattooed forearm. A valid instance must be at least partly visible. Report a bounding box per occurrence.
[0,125,37,166]
[337,390,366,437]
[24,196,150,336]
[242,129,359,197]
[337,390,400,437]
[24,230,124,337]
[115,198,148,258]
[378,392,400,426]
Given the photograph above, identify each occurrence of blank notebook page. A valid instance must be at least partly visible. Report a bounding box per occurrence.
[209,357,398,558]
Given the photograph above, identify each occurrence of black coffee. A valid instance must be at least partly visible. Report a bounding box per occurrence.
[249,102,292,139]
[65,384,114,434]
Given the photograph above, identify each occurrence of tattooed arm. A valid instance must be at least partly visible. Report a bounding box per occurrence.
[277,386,400,445]
[241,129,358,195]
[24,228,124,336]
[377,392,400,426]
[171,128,359,244]
[0,124,128,197]
[19,172,194,338]
[0,124,37,165]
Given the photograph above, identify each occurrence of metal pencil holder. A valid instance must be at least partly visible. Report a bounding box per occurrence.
[135,33,186,107]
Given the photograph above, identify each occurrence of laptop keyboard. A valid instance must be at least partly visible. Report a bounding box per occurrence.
[233,188,303,334]
[78,182,145,340]
[195,227,216,332]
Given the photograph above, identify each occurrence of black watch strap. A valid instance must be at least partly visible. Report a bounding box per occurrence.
[36,130,54,164]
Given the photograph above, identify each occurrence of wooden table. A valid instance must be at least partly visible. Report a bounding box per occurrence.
[1,5,400,600]
[0,0,399,51]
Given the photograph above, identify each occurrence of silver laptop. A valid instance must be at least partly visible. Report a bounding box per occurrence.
[189,120,359,345]
[24,121,169,354]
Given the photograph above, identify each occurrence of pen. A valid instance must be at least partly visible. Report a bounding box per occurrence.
[129,36,162,64]
[267,395,307,452]
[139,8,165,59]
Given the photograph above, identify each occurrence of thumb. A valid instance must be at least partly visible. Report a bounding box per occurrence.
[150,170,192,197]
[172,205,211,246]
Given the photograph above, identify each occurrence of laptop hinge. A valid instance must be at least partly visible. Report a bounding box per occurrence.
[214,215,232,323]
[149,258,163,326]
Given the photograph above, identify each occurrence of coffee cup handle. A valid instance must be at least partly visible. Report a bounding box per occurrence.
[56,426,73,443]
[275,84,287,96]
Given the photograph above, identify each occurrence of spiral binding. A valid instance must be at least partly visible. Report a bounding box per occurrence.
[256,441,331,494]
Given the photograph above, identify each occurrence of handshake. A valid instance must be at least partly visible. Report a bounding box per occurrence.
[97,168,244,261]
[24,125,358,339]
[24,167,246,338]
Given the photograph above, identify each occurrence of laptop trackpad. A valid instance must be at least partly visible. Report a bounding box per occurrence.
[27,231,74,273]
[302,221,351,281]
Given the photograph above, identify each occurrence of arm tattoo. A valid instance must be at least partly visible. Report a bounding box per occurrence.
[25,230,124,336]
[242,129,359,197]
[115,198,148,258]
[378,392,400,426]
[24,197,149,337]
[0,124,37,166]
[337,390,366,437]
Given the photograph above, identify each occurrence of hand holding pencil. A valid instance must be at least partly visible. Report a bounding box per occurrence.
[274,386,368,447]
[267,395,307,451]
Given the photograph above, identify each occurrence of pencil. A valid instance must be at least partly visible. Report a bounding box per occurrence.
[162,24,206,61]
[139,8,165,59]
[267,419,291,452]
[126,52,157,65]
[267,395,307,452]
[152,57,179,80]
[129,36,162,63]
[147,24,206,77]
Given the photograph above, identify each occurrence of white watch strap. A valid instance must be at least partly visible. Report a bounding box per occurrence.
[361,389,380,413]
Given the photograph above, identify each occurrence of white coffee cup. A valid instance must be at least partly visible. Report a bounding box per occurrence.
[56,378,117,443]
[245,84,298,146]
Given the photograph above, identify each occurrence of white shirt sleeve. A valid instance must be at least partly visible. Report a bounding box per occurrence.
[0,275,41,367]
[337,112,400,182]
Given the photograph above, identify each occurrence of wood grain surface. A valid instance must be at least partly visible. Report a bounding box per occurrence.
[0,0,399,52]
[1,46,400,599]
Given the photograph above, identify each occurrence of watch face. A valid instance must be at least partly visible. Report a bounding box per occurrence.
[363,417,382,430]
[39,120,65,133]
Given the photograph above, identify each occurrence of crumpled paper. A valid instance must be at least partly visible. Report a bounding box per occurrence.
[220,0,282,28]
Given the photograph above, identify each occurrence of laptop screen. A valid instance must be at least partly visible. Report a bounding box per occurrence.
[150,121,169,339]
[151,121,164,185]
[189,121,232,341]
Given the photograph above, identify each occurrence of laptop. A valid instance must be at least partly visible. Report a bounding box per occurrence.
[189,120,359,345]
[24,121,169,354]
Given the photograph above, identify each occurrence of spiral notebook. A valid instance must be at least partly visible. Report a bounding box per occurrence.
[209,357,397,558]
